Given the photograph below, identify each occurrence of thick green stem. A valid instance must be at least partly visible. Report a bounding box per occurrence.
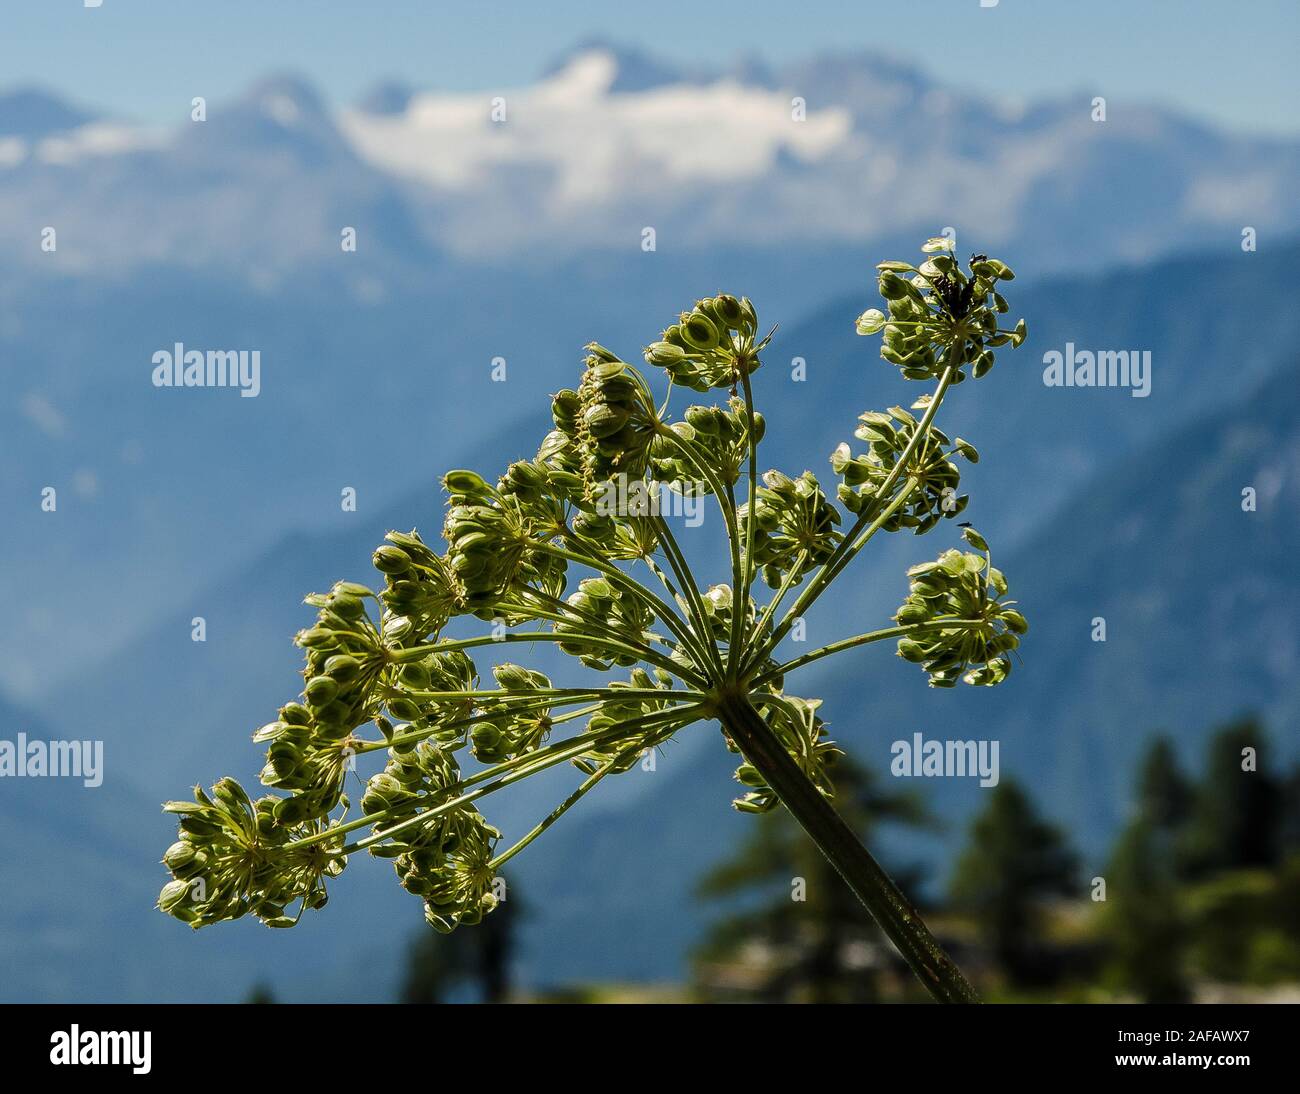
[715,690,979,1003]
[743,547,806,669]
[398,685,700,704]
[354,698,600,755]
[296,704,700,854]
[395,627,696,686]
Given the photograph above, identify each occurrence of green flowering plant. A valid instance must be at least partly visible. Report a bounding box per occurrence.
[157,237,1027,1003]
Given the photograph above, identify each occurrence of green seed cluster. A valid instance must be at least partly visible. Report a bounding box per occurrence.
[260,583,393,823]
[373,530,460,640]
[256,703,354,825]
[651,401,764,491]
[670,583,773,672]
[574,668,680,775]
[739,470,842,588]
[728,695,841,814]
[295,585,386,729]
[442,468,566,616]
[388,648,476,732]
[159,543,490,928]
[691,583,751,646]
[363,739,501,933]
[361,738,458,817]
[471,664,555,762]
[856,238,1025,381]
[831,407,977,530]
[536,418,660,561]
[894,529,1028,687]
[554,577,654,670]
[417,817,501,933]
[159,778,344,929]
[564,344,663,493]
[644,294,761,391]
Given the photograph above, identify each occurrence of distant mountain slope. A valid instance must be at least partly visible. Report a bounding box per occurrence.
[43,242,1298,787]
[790,345,1300,847]
[4,44,1298,689]
[0,88,96,140]
[903,349,1300,843]
[20,244,1297,993]
[0,237,910,692]
[832,342,1300,823]
[4,46,1296,273]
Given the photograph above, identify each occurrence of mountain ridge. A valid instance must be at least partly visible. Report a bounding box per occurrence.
[2,46,1296,273]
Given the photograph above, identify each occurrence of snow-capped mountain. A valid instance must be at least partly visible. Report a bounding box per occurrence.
[0,44,1296,275]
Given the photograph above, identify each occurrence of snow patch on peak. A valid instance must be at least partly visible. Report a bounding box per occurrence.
[338,65,852,201]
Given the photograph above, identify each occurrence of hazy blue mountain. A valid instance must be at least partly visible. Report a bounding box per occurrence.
[4,45,1298,693]
[4,44,1294,278]
[4,45,1296,275]
[356,81,416,116]
[41,241,1297,785]
[538,38,692,93]
[0,241,892,693]
[818,343,1300,839]
[0,88,96,139]
[348,42,1300,269]
[10,242,1293,995]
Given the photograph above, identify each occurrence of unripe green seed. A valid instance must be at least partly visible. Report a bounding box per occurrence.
[680,313,721,351]
[334,581,373,598]
[898,639,929,662]
[325,655,361,683]
[373,545,411,574]
[400,663,431,689]
[443,469,490,495]
[713,294,746,331]
[304,675,339,706]
[331,594,365,620]
[1002,609,1029,634]
[584,403,631,439]
[163,841,197,870]
[158,879,192,913]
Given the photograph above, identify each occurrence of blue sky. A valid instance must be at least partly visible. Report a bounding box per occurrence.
[2,0,1297,135]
